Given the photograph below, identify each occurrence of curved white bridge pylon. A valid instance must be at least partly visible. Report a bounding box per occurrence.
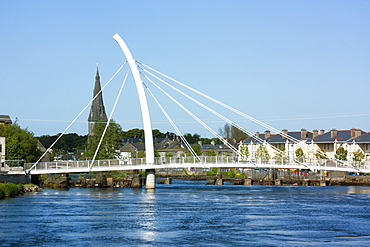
[113,33,154,165]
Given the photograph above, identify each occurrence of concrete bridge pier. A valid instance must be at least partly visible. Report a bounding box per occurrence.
[145,169,156,189]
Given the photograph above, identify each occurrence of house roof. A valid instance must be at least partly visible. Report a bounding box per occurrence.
[241,131,313,144]
[312,129,366,143]
[0,115,12,124]
[349,132,370,143]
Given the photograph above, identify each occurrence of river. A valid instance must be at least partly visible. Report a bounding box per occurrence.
[1,179,370,246]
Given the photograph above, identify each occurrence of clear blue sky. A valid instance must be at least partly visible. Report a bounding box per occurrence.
[1,0,369,137]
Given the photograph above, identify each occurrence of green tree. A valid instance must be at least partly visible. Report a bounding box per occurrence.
[219,123,248,142]
[183,133,201,144]
[186,144,202,156]
[239,144,249,161]
[274,146,287,163]
[353,149,365,161]
[295,148,305,162]
[335,146,348,161]
[0,122,41,162]
[137,150,145,158]
[256,144,270,162]
[84,120,124,160]
[315,149,328,159]
[205,150,216,156]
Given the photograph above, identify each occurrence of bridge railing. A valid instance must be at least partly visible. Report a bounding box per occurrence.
[23,157,370,173]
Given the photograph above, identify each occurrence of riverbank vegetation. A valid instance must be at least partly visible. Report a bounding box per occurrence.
[0,182,40,199]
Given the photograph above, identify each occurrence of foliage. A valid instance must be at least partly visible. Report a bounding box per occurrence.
[0,121,41,162]
[335,146,348,161]
[206,168,219,176]
[183,133,201,144]
[0,183,21,198]
[186,144,202,156]
[295,148,305,162]
[154,149,160,157]
[205,150,216,156]
[84,120,124,160]
[353,149,365,161]
[165,152,173,157]
[239,144,249,160]
[137,150,145,158]
[121,128,175,139]
[255,144,270,161]
[38,133,87,153]
[219,123,248,142]
[229,168,236,178]
[315,149,328,159]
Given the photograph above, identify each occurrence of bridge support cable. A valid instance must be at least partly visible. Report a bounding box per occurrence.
[137,62,300,142]
[139,61,331,159]
[143,84,201,162]
[89,68,130,171]
[138,65,277,152]
[26,63,127,174]
[136,62,334,168]
[138,66,290,162]
[139,72,245,159]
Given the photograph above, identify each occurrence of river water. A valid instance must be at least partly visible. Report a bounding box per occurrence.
[1,179,370,246]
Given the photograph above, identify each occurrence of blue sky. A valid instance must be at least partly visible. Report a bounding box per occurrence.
[1,0,369,137]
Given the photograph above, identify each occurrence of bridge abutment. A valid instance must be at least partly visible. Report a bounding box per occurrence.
[145,169,156,189]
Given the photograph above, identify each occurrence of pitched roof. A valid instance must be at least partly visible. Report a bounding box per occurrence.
[312,129,365,143]
[241,131,313,144]
[349,132,370,143]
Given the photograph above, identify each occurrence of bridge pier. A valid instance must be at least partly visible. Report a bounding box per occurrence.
[145,169,156,189]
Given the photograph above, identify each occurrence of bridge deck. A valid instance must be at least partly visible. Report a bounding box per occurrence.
[14,157,370,175]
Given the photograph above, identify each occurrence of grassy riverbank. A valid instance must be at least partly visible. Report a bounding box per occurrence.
[0,182,40,199]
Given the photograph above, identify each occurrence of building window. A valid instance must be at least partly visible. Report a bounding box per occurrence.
[0,144,2,153]
[366,144,369,151]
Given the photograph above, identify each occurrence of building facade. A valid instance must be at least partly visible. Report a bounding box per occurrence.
[239,128,370,162]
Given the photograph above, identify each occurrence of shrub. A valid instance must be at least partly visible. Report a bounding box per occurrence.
[0,183,19,197]
[17,183,24,193]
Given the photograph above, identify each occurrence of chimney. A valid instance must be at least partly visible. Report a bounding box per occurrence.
[255,131,260,137]
[330,129,337,138]
[313,129,319,137]
[320,129,325,135]
[350,128,356,137]
[355,128,362,138]
[282,129,288,138]
[301,128,307,139]
[264,130,271,139]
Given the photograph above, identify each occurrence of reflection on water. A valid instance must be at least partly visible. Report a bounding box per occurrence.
[0,180,370,246]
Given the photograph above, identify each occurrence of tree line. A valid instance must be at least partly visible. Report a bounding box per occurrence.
[1,121,249,162]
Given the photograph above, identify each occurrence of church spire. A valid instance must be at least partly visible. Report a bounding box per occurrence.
[88,66,108,136]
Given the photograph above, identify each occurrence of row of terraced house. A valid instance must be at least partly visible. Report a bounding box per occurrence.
[238,128,370,162]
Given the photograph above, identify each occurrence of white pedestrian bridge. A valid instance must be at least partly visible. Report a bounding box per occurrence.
[18,156,370,175]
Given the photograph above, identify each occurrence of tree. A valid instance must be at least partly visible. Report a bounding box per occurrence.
[219,123,248,142]
[84,120,124,160]
[0,121,41,162]
[239,144,249,161]
[255,144,270,162]
[186,144,202,156]
[335,146,348,161]
[205,150,216,156]
[353,149,365,161]
[295,148,305,162]
[183,133,200,144]
[274,146,287,163]
[315,149,328,159]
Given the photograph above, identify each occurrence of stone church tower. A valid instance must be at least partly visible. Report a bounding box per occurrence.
[88,67,108,136]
